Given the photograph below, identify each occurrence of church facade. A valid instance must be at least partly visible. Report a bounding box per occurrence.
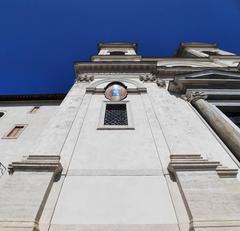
[0,42,240,231]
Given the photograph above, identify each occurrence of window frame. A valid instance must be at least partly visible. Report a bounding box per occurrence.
[0,111,6,119]
[2,124,28,139]
[28,106,40,114]
[97,101,134,130]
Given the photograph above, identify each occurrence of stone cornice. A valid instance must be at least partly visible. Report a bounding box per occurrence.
[168,69,240,94]
[98,43,137,51]
[91,55,142,62]
[0,94,66,102]
[74,62,157,74]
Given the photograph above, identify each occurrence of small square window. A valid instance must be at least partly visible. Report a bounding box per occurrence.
[3,124,27,139]
[98,101,134,130]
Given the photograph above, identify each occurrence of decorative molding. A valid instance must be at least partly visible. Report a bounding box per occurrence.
[86,78,147,93]
[168,154,238,178]
[74,62,156,74]
[8,155,63,180]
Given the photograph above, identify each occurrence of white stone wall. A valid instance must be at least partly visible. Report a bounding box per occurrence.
[45,79,240,231]
[0,101,61,166]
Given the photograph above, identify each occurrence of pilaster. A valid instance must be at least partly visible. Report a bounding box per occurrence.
[0,156,62,230]
[168,154,240,231]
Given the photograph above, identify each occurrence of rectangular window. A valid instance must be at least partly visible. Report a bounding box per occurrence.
[98,101,134,130]
[3,124,27,139]
[29,106,40,113]
[104,104,128,125]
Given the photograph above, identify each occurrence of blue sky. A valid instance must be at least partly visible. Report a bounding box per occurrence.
[0,0,240,95]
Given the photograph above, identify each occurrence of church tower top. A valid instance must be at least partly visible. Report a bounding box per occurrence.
[91,42,141,62]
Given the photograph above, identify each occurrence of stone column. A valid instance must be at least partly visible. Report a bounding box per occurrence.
[187,91,240,161]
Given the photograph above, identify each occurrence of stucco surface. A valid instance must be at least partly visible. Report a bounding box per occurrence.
[51,176,178,225]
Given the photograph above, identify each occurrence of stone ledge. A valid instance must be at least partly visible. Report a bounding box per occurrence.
[8,155,62,180]
[0,221,39,230]
[190,220,240,229]
[49,224,179,231]
[168,154,238,178]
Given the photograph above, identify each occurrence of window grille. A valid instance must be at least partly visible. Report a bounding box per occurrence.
[104,104,128,125]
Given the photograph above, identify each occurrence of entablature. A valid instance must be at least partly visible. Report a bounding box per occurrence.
[168,69,240,97]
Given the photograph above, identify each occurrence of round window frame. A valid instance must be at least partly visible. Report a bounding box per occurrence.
[104,82,127,102]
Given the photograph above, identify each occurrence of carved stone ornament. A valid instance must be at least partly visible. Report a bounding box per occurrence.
[139,74,166,88]
[139,74,156,82]
[77,74,94,82]
[185,91,208,103]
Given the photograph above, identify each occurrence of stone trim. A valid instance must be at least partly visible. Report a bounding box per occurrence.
[8,155,62,180]
[168,154,238,178]
[168,154,240,231]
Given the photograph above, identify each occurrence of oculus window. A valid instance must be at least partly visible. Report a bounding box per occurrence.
[104,82,127,102]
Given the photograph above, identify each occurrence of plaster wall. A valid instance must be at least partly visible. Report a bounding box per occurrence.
[0,101,61,166]
[50,85,180,230]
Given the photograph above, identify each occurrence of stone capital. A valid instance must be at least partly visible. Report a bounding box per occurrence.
[185,91,208,103]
